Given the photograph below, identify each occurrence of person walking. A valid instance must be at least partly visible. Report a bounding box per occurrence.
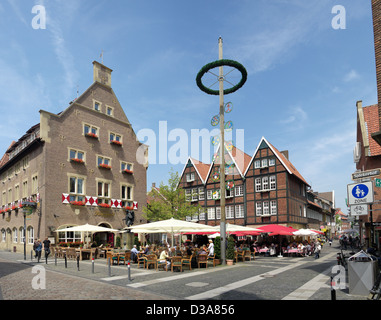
[35,239,42,262]
[43,237,51,260]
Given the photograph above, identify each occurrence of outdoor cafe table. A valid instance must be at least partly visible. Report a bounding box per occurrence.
[75,248,96,261]
[284,249,302,256]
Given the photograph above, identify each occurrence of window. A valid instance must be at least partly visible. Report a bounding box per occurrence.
[207,207,215,220]
[22,180,28,198]
[58,229,81,243]
[27,227,34,244]
[225,188,233,198]
[13,228,17,243]
[97,156,111,169]
[269,158,276,166]
[270,175,276,190]
[97,181,111,204]
[235,205,244,218]
[93,100,102,112]
[235,185,243,196]
[255,178,261,192]
[32,175,38,194]
[261,159,268,168]
[270,200,277,215]
[110,132,122,145]
[263,201,269,215]
[207,189,213,200]
[1,229,5,242]
[216,207,221,220]
[14,185,20,202]
[185,189,191,201]
[121,184,133,206]
[106,106,114,116]
[256,202,262,216]
[69,176,85,202]
[191,188,198,201]
[198,187,205,201]
[186,172,195,182]
[69,149,85,163]
[212,189,220,200]
[121,162,133,173]
[254,160,261,168]
[226,206,234,219]
[84,124,99,138]
[19,227,25,244]
[262,177,269,190]
[199,208,205,220]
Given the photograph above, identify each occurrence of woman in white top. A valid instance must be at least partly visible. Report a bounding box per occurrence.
[208,240,214,256]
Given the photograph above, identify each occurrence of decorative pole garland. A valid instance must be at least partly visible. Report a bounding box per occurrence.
[196,37,247,265]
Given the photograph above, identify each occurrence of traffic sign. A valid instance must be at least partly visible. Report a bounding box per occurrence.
[375,178,381,188]
[350,204,368,216]
[347,181,374,205]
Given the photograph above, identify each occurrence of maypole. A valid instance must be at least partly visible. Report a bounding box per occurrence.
[196,37,247,264]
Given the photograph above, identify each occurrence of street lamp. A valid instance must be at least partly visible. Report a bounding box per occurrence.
[196,37,247,264]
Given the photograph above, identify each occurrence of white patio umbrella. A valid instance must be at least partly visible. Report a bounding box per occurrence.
[293,229,318,236]
[211,223,262,234]
[124,218,218,245]
[56,223,119,247]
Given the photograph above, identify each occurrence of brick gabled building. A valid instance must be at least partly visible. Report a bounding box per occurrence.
[0,61,148,252]
[178,137,314,229]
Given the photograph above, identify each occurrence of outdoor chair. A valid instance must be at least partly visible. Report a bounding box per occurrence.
[207,254,216,267]
[106,251,118,265]
[198,254,208,268]
[182,254,192,271]
[137,253,147,268]
[146,254,158,270]
[157,259,168,271]
[171,256,183,272]
[243,250,251,261]
[236,250,244,262]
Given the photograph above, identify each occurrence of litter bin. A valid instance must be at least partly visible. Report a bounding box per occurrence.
[348,250,379,295]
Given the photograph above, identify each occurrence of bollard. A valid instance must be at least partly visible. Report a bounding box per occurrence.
[55,253,57,266]
[330,276,336,300]
[31,250,33,261]
[92,258,95,274]
[127,260,132,282]
[64,253,67,268]
[77,255,80,271]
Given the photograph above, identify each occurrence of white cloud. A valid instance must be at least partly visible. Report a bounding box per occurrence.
[343,70,360,82]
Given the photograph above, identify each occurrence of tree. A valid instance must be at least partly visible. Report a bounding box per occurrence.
[143,169,200,221]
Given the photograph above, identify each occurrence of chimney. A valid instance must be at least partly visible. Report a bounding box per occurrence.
[281,150,289,160]
[152,182,156,189]
[93,61,112,87]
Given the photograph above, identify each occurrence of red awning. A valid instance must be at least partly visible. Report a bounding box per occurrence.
[257,224,298,235]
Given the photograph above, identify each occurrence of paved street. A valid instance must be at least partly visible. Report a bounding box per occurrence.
[0,241,369,301]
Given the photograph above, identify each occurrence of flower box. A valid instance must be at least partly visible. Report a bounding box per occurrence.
[70,201,85,206]
[70,158,85,164]
[123,169,133,174]
[99,164,112,170]
[11,206,17,211]
[110,140,122,146]
[124,206,133,210]
[85,132,98,139]
[98,203,111,208]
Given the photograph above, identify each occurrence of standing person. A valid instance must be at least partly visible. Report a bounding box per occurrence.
[43,237,51,260]
[208,240,214,256]
[35,239,42,263]
[314,241,321,259]
[33,238,39,258]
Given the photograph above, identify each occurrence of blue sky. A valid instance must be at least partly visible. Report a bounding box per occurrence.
[0,0,377,215]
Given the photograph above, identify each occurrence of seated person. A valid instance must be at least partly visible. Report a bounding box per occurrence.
[159,248,170,269]
[130,245,139,262]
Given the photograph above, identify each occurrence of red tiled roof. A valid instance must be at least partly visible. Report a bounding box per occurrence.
[267,140,310,187]
[363,104,381,156]
[0,141,15,169]
[189,158,210,183]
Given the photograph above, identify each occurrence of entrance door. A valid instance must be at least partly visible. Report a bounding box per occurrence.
[107,233,114,247]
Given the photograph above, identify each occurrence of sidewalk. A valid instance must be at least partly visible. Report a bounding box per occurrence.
[0,250,173,300]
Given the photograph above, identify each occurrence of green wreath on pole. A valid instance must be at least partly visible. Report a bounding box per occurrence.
[196,59,248,96]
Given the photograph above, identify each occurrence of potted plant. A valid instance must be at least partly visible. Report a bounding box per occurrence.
[214,236,221,265]
[226,236,235,265]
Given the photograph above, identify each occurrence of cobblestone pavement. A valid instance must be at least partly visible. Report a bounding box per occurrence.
[0,241,374,301]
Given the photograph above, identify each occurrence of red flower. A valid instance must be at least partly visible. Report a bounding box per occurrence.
[70,201,85,206]
[99,163,112,170]
[99,203,111,208]
[123,169,133,174]
[85,132,98,139]
[71,158,84,164]
[110,140,122,146]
